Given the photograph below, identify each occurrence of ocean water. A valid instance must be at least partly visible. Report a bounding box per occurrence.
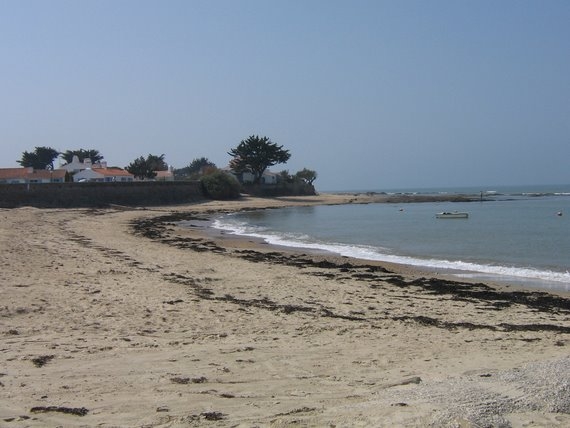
[211,185,570,292]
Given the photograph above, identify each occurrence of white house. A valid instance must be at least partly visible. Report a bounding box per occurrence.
[73,167,134,182]
[59,155,100,173]
[224,167,278,184]
[154,166,175,181]
[259,170,278,184]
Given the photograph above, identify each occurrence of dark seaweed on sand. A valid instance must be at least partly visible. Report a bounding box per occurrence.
[131,212,570,334]
[30,406,89,416]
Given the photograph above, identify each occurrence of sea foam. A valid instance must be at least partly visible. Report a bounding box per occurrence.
[211,218,570,291]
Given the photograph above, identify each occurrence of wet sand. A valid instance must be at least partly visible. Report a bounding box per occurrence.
[2,194,570,427]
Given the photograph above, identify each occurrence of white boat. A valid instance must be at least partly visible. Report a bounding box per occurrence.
[436,211,469,219]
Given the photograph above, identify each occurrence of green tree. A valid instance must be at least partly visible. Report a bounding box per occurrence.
[61,149,104,164]
[174,157,217,180]
[200,170,241,200]
[125,156,157,180]
[295,168,317,185]
[18,146,60,170]
[146,154,168,171]
[188,157,216,174]
[228,135,291,184]
[278,170,293,183]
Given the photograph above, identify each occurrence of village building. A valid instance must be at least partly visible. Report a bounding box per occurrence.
[0,167,66,184]
[224,167,278,184]
[72,167,134,182]
[58,155,101,173]
[154,166,175,181]
[54,155,134,182]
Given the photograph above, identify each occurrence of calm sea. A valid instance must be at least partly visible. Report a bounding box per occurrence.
[211,185,570,292]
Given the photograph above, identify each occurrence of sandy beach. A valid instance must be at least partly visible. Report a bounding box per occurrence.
[2,194,570,427]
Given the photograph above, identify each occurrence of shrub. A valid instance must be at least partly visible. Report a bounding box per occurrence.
[200,171,241,200]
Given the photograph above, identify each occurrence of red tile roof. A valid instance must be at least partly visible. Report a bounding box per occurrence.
[0,168,66,181]
[0,168,30,179]
[91,168,133,177]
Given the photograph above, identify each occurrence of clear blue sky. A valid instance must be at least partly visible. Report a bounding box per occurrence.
[2,0,569,191]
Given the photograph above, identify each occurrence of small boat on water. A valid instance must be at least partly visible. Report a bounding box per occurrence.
[436,211,469,219]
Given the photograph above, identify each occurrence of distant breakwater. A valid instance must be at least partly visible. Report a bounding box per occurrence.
[0,181,205,208]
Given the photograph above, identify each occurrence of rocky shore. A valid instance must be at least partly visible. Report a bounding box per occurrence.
[2,194,570,426]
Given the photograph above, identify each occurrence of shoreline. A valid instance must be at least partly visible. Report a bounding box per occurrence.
[190,194,570,296]
[137,197,570,307]
[2,194,570,427]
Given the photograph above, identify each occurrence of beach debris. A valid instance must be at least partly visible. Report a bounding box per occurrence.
[170,376,207,384]
[3,416,30,423]
[163,299,184,305]
[31,355,55,368]
[221,346,255,354]
[30,406,89,416]
[383,376,423,389]
[170,377,190,384]
[184,411,227,423]
[200,411,225,421]
[275,406,317,416]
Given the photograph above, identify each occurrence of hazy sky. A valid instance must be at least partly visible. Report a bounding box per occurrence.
[2,0,569,191]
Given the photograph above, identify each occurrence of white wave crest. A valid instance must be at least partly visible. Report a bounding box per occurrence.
[212,218,570,289]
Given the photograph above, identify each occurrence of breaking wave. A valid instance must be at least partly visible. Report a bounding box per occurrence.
[212,217,570,292]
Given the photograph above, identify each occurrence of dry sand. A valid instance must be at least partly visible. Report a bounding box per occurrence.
[2,194,570,427]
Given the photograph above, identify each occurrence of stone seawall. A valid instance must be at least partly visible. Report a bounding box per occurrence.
[0,181,205,208]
